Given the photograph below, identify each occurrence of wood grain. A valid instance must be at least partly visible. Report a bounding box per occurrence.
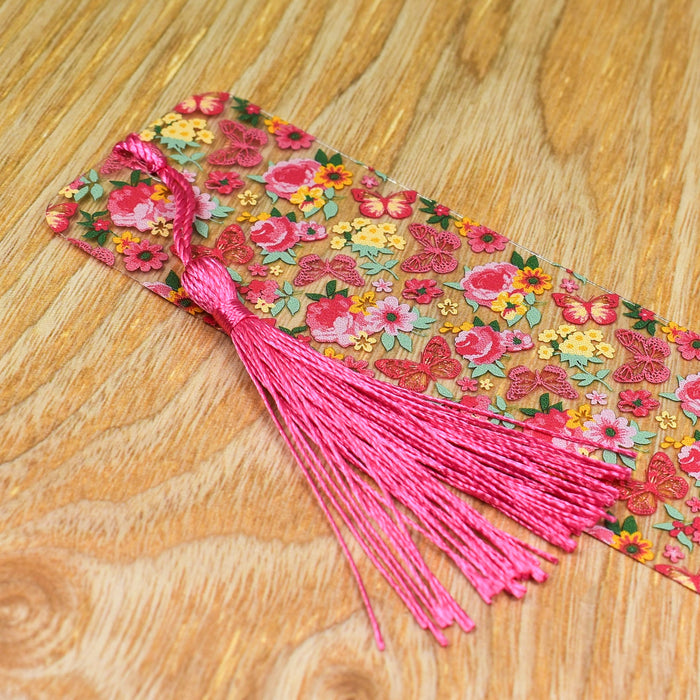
[2,1,700,697]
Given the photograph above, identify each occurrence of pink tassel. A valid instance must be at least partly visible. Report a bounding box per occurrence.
[114,135,630,648]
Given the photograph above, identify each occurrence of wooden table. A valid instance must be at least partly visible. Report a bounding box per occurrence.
[2,1,699,697]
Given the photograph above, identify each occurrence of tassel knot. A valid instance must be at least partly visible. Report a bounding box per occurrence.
[181,256,253,333]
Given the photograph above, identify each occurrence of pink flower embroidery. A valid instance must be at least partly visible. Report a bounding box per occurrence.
[402,278,443,304]
[457,377,479,392]
[372,278,394,293]
[687,497,700,513]
[676,373,700,418]
[663,544,685,563]
[465,225,508,254]
[523,409,586,453]
[250,216,304,253]
[122,241,168,272]
[298,221,328,242]
[460,262,517,307]
[205,170,244,194]
[676,331,700,360]
[583,409,637,451]
[679,443,700,480]
[305,295,383,347]
[502,329,533,352]
[459,395,491,411]
[107,183,175,232]
[617,389,659,417]
[274,123,315,150]
[248,263,268,277]
[263,159,321,200]
[193,186,217,220]
[454,325,505,365]
[367,296,418,336]
[559,278,579,293]
[586,390,608,405]
[241,279,278,304]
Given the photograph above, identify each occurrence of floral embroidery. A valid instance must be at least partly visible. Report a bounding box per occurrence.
[46,92,700,598]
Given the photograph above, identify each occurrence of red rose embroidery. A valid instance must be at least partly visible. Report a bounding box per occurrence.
[523,409,585,453]
[249,216,304,253]
[459,394,491,411]
[263,159,321,200]
[679,443,700,480]
[107,183,175,232]
[241,279,279,304]
[460,262,518,306]
[676,373,700,418]
[305,295,382,347]
[454,325,505,365]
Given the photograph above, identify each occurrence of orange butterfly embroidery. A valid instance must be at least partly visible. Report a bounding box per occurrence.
[506,365,578,401]
[46,201,78,233]
[551,292,619,325]
[175,92,230,116]
[192,224,254,266]
[617,451,688,515]
[613,329,671,384]
[374,336,461,392]
[350,188,417,219]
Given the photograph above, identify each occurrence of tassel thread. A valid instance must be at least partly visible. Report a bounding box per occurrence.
[113,134,631,648]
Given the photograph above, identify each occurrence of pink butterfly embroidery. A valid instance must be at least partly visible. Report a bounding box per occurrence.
[374,336,461,393]
[612,329,671,384]
[293,254,364,287]
[617,451,688,516]
[66,238,115,267]
[350,188,417,219]
[506,365,579,401]
[400,223,461,275]
[551,293,619,325]
[207,120,268,167]
[192,224,254,266]
[175,92,230,116]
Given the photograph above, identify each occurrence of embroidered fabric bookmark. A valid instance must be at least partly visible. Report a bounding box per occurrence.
[46,93,700,644]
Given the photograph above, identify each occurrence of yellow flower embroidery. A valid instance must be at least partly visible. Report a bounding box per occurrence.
[350,331,376,353]
[349,291,377,315]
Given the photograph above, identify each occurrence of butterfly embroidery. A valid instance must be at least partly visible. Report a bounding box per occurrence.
[506,365,578,401]
[350,188,417,219]
[551,292,619,325]
[400,223,461,275]
[208,120,268,168]
[192,224,254,266]
[374,336,461,393]
[46,201,78,233]
[175,92,230,116]
[654,565,700,593]
[293,254,364,287]
[66,238,115,267]
[613,329,671,384]
[617,451,688,516]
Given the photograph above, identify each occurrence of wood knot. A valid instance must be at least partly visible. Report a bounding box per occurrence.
[0,554,88,668]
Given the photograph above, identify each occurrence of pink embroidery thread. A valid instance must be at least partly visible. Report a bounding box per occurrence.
[293,254,364,287]
[113,133,633,649]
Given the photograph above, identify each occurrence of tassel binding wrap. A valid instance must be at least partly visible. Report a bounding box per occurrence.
[114,134,631,649]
